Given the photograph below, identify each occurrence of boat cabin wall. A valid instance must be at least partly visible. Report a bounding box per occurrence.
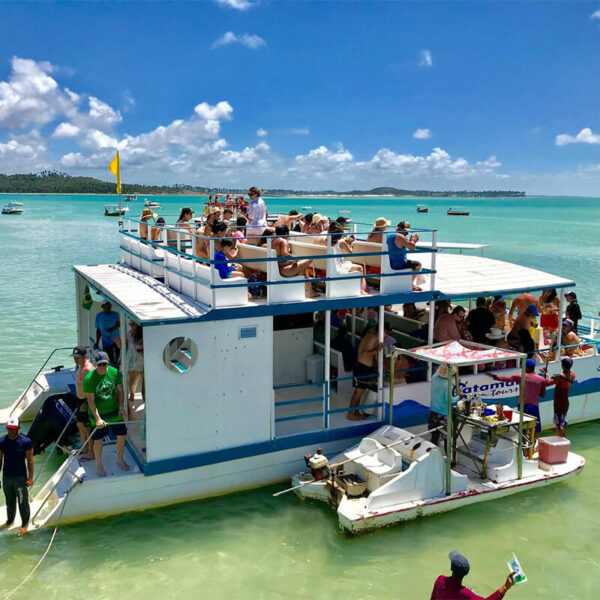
[142,317,273,462]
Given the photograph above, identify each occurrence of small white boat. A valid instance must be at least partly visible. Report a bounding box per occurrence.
[417,204,429,213]
[124,194,137,202]
[144,199,161,209]
[1,200,24,214]
[447,206,469,216]
[293,424,584,535]
[104,204,129,217]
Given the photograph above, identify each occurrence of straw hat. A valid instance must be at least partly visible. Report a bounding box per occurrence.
[141,207,157,220]
[486,328,505,340]
[437,364,458,378]
[374,217,391,228]
[312,213,327,225]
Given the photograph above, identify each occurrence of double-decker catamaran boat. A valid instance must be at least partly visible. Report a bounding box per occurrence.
[0,214,597,534]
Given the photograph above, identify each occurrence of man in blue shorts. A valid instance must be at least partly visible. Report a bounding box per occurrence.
[84,351,129,477]
[385,221,423,291]
[94,301,121,366]
[0,417,34,536]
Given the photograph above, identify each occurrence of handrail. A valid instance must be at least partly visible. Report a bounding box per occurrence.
[31,418,140,525]
[10,347,76,418]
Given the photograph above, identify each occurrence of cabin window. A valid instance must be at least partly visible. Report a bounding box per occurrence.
[162,336,198,374]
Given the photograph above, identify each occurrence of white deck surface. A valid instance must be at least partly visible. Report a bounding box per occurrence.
[419,253,574,298]
[74,264,208,322]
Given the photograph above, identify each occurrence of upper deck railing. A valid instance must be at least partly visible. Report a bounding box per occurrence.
[119,216,438,308]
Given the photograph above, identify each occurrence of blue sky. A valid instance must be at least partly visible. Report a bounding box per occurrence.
[1,1,600,194]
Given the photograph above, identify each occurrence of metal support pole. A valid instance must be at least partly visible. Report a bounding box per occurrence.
[209,237,216,307]
[351,308,356,344]
[324,310,331,429]
[266,237,272,305]
[445,366,453,495]
[428,230,438,381]
[389,351,395,425]
[556,288,565,356]
[517,356,526,479]
[378,304,384,419]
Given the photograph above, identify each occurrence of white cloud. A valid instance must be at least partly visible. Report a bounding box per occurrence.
[591,9,600,19]
[555,127,600,146]
[286,145,503,181]
[212,32,265,50]
[283,128,310,135]
[215,0,254,10]
[419,50,433,67]
[0,56,77,129]
[413,128,432,139]
[0,129,49,172]
[256,128,267,137]
[52,122,80,138]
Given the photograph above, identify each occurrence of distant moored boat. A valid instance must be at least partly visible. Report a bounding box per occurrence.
[1,200,24,215]
[417,205,429,213]
[447,206,470,216]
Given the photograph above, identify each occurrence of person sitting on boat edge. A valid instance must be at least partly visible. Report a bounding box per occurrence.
[83,351,129,477]
[430,550,515,600]
[559,319,585,358]
[487,358,545,438]
[151,217,166,243]
[139,206,157,241]
[94,301,121,367]
[385,221,423,291]
[0,417,34,536]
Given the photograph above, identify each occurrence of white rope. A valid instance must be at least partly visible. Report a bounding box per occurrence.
[3,490,71,600]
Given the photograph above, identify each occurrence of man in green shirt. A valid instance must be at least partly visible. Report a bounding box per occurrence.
[83,352,129,477]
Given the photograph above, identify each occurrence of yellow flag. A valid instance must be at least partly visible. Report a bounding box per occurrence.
[109,151,122,194]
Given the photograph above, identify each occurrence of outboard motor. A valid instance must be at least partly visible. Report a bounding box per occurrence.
[304,448,330,480]
[26,393,79,455]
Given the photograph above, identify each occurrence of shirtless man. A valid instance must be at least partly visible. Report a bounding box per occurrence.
[434,306,466,342]
[274,210,304,230]
[348,323,383,420]
[72,347,95,460]
[508,304,539,347]
[560,319,585,358]
[139,207,156,241]
[508,293,542,327]
[271,225,317,297]
[195,212,220,259]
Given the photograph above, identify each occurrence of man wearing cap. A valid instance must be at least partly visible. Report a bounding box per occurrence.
[385,221,423,291]
[508,293,542,328]
[564,292,582,334]
[431,550,515,599]
[487,359,546,437]
[0,418,34,535]
[72,346,95,460]
[507,304,539,348]
[94,301,121,367]
[367,217,391,243]
[83,351,129,477]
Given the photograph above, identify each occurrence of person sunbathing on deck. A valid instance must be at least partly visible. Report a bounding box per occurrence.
[271,224,318,298]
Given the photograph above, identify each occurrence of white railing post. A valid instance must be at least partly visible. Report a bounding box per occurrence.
[209,237,216,307]
[326,233,332,299]
[267,237,272,305]
[378,304,384,419]
[556,288,565,356]
[427,230,437,380]
[324,310,331,429]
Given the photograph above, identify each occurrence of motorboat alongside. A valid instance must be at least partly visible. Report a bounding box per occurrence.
[417,204,429,213]
[293,423,584,535]
[447,206,470,216]
[104,204,129,217]
[2,200,24,214]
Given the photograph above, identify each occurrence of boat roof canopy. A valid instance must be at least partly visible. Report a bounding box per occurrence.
[74,264,207,323]
[431,253,575,299]
[403,340,526,366]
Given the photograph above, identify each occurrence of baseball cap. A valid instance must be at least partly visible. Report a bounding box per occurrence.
[72,346,87,358]
[449,551,470,577]
[562,318,574,329]
[6,417,20,430]
[96,351,110,366]
[526,304,539,317]
[525,359,536,369]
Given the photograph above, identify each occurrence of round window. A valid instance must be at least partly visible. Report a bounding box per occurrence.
[163,337,198,374]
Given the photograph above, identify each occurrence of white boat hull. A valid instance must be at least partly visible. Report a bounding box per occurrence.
[294,453,585,535]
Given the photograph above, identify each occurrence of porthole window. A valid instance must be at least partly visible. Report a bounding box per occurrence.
[163,337,198,374]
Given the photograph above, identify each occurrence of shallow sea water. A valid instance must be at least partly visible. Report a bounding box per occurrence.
[0,194,599,599]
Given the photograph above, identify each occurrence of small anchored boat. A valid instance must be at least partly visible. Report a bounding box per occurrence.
[2,200,24,214]
[104,204,129,217]
[417,205,429,213]
[124,194,137,202]
[144,199,161,209]
[447,206,469,216]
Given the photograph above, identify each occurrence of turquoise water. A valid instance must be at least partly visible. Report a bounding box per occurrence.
[1,194,599,599]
